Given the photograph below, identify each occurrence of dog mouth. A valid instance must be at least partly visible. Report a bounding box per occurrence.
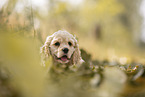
[59,55,69,61]
[55,55,70,62]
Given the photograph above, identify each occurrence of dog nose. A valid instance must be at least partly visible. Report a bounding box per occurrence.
[63,48,69,53]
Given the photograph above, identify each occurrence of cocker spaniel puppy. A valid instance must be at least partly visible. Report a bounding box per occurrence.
[40,30,84,67]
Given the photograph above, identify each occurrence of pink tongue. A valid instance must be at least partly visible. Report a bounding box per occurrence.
[61,57,67,61]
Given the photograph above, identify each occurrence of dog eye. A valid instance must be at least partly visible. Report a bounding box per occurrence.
[68,42,72,46]
[54,42,60,46]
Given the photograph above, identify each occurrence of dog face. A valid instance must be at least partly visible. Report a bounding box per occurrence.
[41,30,84,66]
[50,32,76,64]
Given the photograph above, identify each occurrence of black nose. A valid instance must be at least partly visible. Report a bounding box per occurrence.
[63,48,69,53]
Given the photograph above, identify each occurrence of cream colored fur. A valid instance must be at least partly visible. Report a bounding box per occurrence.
[40,30,84,67]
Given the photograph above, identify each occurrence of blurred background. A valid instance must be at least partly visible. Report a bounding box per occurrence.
[0,0,145,97]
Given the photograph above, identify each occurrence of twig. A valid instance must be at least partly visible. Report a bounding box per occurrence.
[30,1,36,38]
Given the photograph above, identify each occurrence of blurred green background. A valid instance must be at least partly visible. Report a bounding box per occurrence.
[0,0,145,97]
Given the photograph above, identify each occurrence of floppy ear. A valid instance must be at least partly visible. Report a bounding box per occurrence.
[40,35,53,66]
[72,38,84,66]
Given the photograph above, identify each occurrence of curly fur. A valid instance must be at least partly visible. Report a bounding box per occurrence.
[40,30,84,67]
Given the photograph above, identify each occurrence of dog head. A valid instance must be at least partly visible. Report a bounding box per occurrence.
[40,30,84,66]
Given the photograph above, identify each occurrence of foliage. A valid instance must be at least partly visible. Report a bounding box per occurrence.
[0,0,145,97]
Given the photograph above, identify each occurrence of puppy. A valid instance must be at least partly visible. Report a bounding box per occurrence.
[40,30,84,69]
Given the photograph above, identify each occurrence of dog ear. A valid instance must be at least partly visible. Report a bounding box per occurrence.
[40,35,53,66]
[72,38,84,66]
